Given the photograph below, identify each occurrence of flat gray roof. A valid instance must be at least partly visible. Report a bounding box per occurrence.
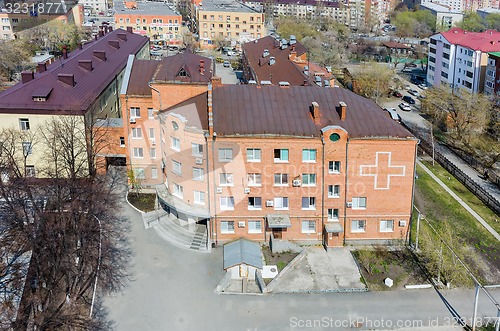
[223,239,263,270]
[200,0,260,13]
[420,3,462,14]
[114,0,179,16]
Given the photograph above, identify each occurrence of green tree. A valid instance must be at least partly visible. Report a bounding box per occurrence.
[484,13,500,30]
[349,63,393,103]
[456,12,486,32]
[0,39,33,82]
[393,10,436,38]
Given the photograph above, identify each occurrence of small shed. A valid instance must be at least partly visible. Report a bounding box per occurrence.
[223,239,263,280]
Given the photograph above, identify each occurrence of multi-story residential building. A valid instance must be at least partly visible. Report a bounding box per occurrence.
[427,27,500,93]
[420,3,463,31]
[0,3,84,40]
[241,35,335,86]
[80,0,109,15]
[196,0,265,49]
[0,28,149,176]
[156,83,417,247]
[114,0,183,45]
[477,8,500,18]
[120,50,214,187]
[483,52,500,95]
[420,0,464,12]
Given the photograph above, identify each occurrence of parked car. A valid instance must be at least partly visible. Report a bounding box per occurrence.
[418,83,428,90]
[392,90,402,98]
[402,95,415,104]
[223,60,231,68]
[399,103,411,111]
[408,89,420,98]
[226,51,237,57]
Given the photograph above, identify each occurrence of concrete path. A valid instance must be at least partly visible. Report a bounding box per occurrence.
[271,247,366,293]
[418,160,500,242]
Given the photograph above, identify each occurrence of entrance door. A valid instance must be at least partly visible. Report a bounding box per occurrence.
[272,228,283,239]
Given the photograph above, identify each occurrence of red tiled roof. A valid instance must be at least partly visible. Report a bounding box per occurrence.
[127,60,159,96]
[212,85,414,139]
[440,27,500,52]
[242,36,313,86]
[152,50,213,83]
[0,29,148,115]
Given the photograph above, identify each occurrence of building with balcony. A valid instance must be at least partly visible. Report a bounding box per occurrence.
[427,27,500,93]
[419,3,463,31]
[196,0,265,49]
[114,0,183,45]
[484,52,500,95]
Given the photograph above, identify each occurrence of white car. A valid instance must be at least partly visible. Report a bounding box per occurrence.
[399,103,411,111]
[418,83,428,90]
[408,89,420,97]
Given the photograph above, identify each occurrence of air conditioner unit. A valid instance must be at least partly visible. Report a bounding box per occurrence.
[150,139,156,145]
[130,117,136,124]
[266,200,274,207]
[195,158,203,165]
[399,220,407,227]
[346,202,352,208]
[238,221,245,228]
[292,179,301,187]
[244,187,250,194]
[216,187,223,194]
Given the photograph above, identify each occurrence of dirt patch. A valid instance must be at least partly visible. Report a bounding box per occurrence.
[262,246,299,272]
[353,248,428,291]
[127,193,156,212]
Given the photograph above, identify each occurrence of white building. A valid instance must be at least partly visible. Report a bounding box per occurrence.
[420,3,463,31]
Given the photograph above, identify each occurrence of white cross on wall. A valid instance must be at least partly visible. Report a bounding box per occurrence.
[359,152,406,190]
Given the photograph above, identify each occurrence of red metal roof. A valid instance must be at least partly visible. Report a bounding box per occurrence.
[152,50,213,83]
[211,85,414,139]
[126,60,159,96]
[0,29,148,115]
[440,27,500,52]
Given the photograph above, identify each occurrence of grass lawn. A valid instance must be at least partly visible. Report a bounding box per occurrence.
[414,163,500,283]
[127,193,156,212]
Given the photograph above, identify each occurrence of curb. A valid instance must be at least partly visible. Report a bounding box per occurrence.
[124,190,146,215]
[266,249,306,293]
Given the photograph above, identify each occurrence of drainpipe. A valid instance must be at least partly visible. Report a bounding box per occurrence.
[343,138,350,246]
[204,131,212,251]
[321,135,326,248]
[212,132,218,246]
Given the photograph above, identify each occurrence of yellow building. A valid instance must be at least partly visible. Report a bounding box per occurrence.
[196,0,265,49]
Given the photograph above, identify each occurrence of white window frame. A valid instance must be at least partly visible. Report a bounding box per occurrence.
[150,148,156,159]
[219,173,234,186]
[328,208,339,221]
[273,148,289,162]
[246,148,261,162]
[132,127,142,139]
[133,147,144,158]
[192,143,203,157]
[149,128,155,139]
[194,190,205,205]
[352,220,366,233]
[302,173,316,186]
[220,196,235,210]
[248,197,262,210]
[248,220,262,234]
[25,165,35,177]
[328,185,340,198]
[173,183,183,198]
[19,118,30,131]
[151,167,158,179]
[302,149,316,162]
[130,107,140,118]
[329,161,341,174]
[274,173,288,186]
[247,173,261,186]
[301,220,316,233]
[22,142,32,155]
[172,160,182,175]
[218,148,233,162]
[352,197,367,209]
[193,167,204,181]
[380,220,394,232]
[171,137,180,151]
[148,108,154,118]
[301,197,316,210]
[274,197,289,210]
[220,221,235,233]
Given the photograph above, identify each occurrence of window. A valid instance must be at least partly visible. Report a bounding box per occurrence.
[172,160,182,175]
[194,190,205,205]
[328,185,340,198]
[25,165,35,177]
[380,220,394,232]
[220,221,235,233]
[150,148,156,159]
[246,148,261,162]
[302,197,316,210]
[171,137,180,151]
[352,220,366,232]
[193,168,204,181]
[352,197,366,209]
[133,147,143,158]
[247,173,261,186]
[218,148,233,162]
[130,107,140,118]
[151,167,158,179]
[192,143,203,156]
[329,161,341,174]
[173,183,183,198]
[149,128,155,139]
[302,174,316,186]
[302,149,316,162]
[220,196,235,210]
[219,173,234,186]
[466,71,473,78]
[22,142,32,155]
[119,137,125,147]
[148,108,154,118]
[274,149,289,162]
[301,220,316,233]
[248,220,261,233]
[274,173,288,186]
[248,197,262,210]
[274,197,289,210]
[134,168,145,179]
[487,69,495,78]
[19,118,30,131]
[132,127,142,138]
[328,208,339,221]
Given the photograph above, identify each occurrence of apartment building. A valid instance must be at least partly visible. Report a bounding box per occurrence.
[427,27,500,93]
[157,84,417,247]
[420,3,463,30]
[196,0,265,49]
[120,51,214,187]
[0,28,149,176]
[483,52,500,95]
[114,0,183,44]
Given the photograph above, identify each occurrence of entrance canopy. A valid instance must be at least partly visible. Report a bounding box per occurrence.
[266,214,291,228]
[325,222,344,233]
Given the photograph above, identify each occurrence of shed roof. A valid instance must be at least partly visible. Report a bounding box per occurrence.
[224,239,263,270]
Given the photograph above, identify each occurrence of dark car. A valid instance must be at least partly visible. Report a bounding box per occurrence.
[403,95,415,104]
[392,90,402,98]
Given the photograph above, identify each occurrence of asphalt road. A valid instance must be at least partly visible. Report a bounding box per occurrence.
[103,198,500,331]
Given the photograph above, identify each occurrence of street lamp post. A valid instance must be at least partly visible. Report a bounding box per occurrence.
[89,215,102,318]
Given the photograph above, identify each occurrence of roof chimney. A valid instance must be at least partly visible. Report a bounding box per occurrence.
[199,60,205,75]
[99,28,104,37]
[269,57,275,65]
[108,40,120,49]
[310,101,320,119]
[58,73,75,86]
[338,101,347,120]
[108,26,113,32]
[303,79,308,86]
[37,62,47,73]
[78,59,93,71]
[21,71,34,84]
[117,33,127,41]
[211,76,222,87]
[126,26,133,34]
[93,50,106,61]
[62,45,68,59]
[78,42,83,50]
